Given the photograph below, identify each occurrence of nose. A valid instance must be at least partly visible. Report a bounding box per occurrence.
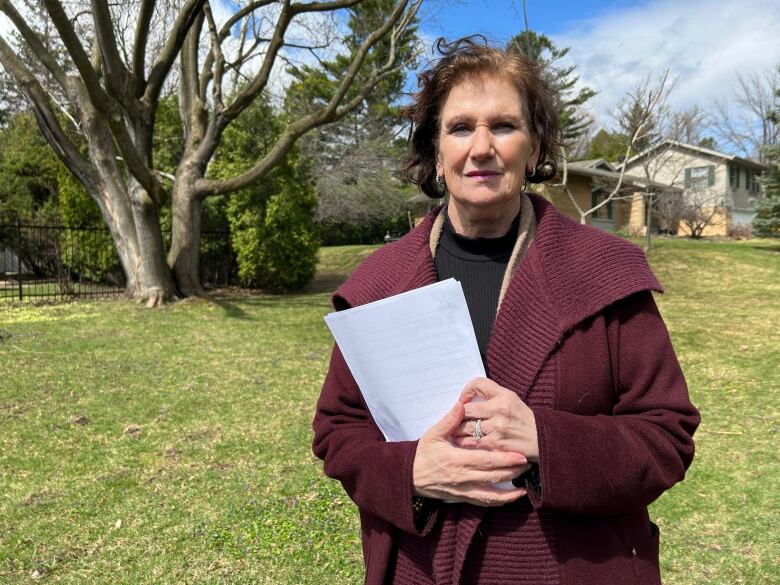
[469,125,494,160]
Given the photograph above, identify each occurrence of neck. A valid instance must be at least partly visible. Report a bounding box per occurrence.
[446,195,522,238]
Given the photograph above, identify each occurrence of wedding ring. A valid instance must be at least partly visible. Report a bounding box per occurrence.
[473,418,484,440]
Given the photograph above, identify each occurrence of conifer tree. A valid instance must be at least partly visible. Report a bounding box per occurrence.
[507,30,596,148]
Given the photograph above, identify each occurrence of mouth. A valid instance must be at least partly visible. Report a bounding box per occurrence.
[465,171,501,182]
[465,170,501,177]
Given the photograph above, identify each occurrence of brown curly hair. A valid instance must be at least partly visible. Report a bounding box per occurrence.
[402,36,562,199]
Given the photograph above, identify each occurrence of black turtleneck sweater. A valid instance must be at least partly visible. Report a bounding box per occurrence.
[434,210,520,363]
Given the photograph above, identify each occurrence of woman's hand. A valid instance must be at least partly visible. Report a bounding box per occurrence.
[412,402,531,506]
[451,377,540,463]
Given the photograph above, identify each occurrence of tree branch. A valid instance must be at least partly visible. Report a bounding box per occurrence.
[91,0,131,99]
[41,0,104,96]
[290,0,363,15]
[179,11,207,147]
[0,0,69,90]
[132,0,156,92]
[203,1,225,112]
[216,0,277,40]
[220,0,295,120]
[313,0,413,121]
[197,0,418,195]
[0,34,95,186]
[229,4,252,94]
[144,0,206,106]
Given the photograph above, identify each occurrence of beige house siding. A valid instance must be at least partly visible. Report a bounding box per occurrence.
[534,178,640,233]
[628,194,646,236]
[532,175,592,223]
[676,208,730,237]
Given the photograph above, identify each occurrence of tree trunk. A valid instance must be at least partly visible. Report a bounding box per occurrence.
[168,195,205,297]
[168,169,206,297]
[70,86,176,304]
[84,178,177,305]
[644,194,653,251]
[129,185,178,306]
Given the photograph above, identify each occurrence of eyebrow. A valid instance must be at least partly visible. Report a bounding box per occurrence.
[442,113,525,127]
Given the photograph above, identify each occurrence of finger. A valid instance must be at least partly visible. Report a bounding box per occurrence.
[462,400,493,421]
[451,419,492,438]
[464,465,530,485]
[459,377,505,403]
[458,448,527,470]
[451,435,496,450]
[427,401,465,439]
[451,485,528,507]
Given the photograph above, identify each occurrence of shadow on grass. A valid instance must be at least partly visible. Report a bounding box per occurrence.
[307,272,347,294]
[206,296,255,320]
[752,245,780,253]
[207,289,333,315]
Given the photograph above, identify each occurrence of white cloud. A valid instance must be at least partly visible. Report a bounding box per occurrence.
[553,0,780,130]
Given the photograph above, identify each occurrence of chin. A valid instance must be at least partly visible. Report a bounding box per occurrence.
[456,190,518,209]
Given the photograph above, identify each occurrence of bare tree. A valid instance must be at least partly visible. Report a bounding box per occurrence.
[669,105,709,146]
[710,64,780,162]
[0,0,421,305]
[658,185,724,239]
[313,131,410,225]
[551,71,674,237]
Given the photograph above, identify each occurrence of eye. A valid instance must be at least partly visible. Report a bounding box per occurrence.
[449,124,472,135]
[493,122,517,133]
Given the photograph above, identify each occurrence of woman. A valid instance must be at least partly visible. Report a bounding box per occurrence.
[313,37,699,585]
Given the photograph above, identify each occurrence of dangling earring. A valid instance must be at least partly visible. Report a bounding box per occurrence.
[436,175,447,194]
[523,166,536,192]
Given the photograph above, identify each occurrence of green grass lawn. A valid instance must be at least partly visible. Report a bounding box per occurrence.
[1,238,778,584]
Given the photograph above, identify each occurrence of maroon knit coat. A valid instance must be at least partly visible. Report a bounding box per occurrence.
[312,194,700,585]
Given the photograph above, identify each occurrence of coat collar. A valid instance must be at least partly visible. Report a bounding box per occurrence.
[333,193,662,396]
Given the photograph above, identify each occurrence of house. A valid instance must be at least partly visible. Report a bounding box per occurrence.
[532,158,681,235]
[620,141,769,236]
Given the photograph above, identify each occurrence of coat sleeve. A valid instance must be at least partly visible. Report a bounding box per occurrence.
[312,343,439,535]
[527,291,700,515]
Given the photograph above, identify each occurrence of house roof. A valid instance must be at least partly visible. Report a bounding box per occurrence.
[568,158,618,172]
[563,162,683,192]
[621,140,770,171]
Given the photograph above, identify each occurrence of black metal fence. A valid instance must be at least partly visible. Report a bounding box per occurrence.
[0,218,231,302]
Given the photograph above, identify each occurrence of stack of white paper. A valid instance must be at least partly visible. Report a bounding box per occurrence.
[324,278,485,442]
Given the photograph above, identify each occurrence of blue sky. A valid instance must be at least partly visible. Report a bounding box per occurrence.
[416,0,780,132]
[422,0,638,42]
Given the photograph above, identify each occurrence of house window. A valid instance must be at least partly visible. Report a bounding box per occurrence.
[746,170,760,194]
[729,166,739,189]
[591,190,613,220]
[684,165,715,189]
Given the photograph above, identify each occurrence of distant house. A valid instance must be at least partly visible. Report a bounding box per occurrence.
[620,141,769,236]
[533,158,680,234]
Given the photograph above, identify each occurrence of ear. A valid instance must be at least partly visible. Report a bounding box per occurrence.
[527,137,541,174]
[435,153,443,177]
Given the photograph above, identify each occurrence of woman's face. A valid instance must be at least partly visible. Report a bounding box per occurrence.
[436,75,539,228]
